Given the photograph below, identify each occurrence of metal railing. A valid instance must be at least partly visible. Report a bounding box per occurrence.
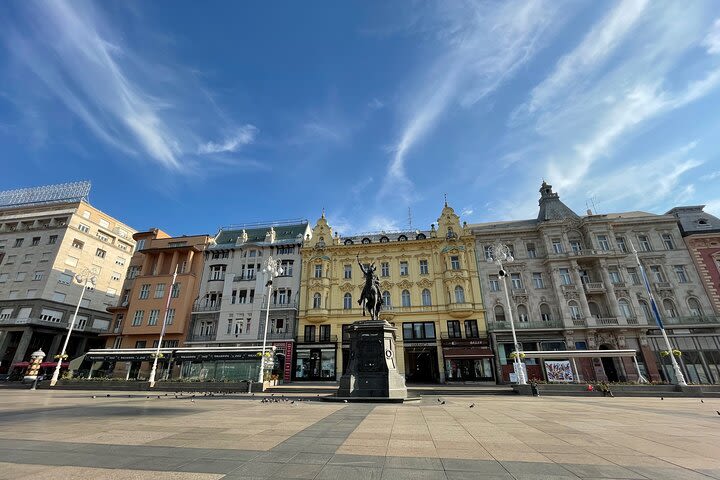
[260,301,299,310]
[572,318,587,327]
[187,333,217,342]
[192,300,222,312]
[300,334,338,344]
[233,274,256,282]
[0,316,108,333]
[440,332,464,340]
[488,320,563,331]
[583,282,605,292]
[596,317,619,326]
[662,315,720,326]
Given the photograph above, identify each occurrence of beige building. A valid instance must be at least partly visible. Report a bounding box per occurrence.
[0,181,136,375]
[296,203,490,383]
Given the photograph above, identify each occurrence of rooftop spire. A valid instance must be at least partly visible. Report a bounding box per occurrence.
[537,181,578,222]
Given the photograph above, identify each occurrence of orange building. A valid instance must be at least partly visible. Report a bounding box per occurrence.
[102,230,211,379]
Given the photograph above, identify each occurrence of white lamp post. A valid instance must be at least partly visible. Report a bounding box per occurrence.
[50,268,97,387]
[488,243,527,385]
[629,241,687,386]
[149,264,178,388]
[258,256,283,384]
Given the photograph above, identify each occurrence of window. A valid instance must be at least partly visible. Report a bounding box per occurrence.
[8,290,19,299]
[314,264,322,278]
[72,239,84,250]
[127,266,140,279]
[663,299,677,318]
[281,260,294,276]
[277,245,295,255]
[154,283,166,298]
[33,271,44,281]
[638,235,651,252]
[48,235,57,245]
[381,262,389,277]
[344,264,352,279]
[526,243,537,258]
[489,275,500,292]
[57,273,72,285]
[616,237,627,253]
[312,293,321,309]
[552,239,563,254]
[210,264,226,281]
[0,273,7,283]
[111,271,122,282]
[402,322,436,340]
[510,273,522,289]
[484,245,493,261]
[171,283,181,298]
[139,284,150,299]
[570,240,582,253]
[40,252,50,262]
[31,237,40,246]
[447,320,461,338]
[343,293,352,309]
[400,261,409,276]
[13,238,23,248]
[26,289,37,298]
[148,309,160,326]
[559,268,572,285]
[639,300,652,321]
[14,271,25,281]
[596,235,610,251]
[95,248,106,258]
[303,325,316,342]
[115,256,126,266]
[419,259,429,275]
[22,253,33,263]
[688,298,703,317]
[450,256,460,270]
[132,310,144,326]
[135,340,146,349]
[0,308,13,320]
[627,267,641,285]
[674,265,688,283]
[421,289,432,306]
[662,233,675,250]
[454,285,465,303]
[401,289,411,307]
[650,266,665,283]
[494,305,506,322]
[40,309,63,323]
[78,223,90,233]
[532,272,544,289]
[568,301,581,319]
[5,255,16,264]
[457,320,476,340]
[618,299,633,319]
[166,308,175,325]
[319,324,331,342]
[244,263,256,279]
[98,218,110,229]
[608,268,621,284]
[135,239,145,251]
[540,304,552,321]
[382,290,391,307]
[106,287,117,296]
[517,305,528,322]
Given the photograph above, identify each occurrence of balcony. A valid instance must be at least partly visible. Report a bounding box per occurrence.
[662,315,720,327]
[448,302,474,319]
[0,316,108,333]
[487,320,563,331]
[511,287,527,295]
[299,334,337,344]
[186,333,217,342]
[571,318,587,327]
[653,282,672,290]
[258,321,297,341]
[561,284,577,293]
[583,282,605,293]
[260,301,299,311]
[440,333,465,340]
[192,300,222,312]
[233,274,256,282]
[595,317,619,326]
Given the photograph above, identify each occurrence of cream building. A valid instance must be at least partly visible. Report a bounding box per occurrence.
[0,182,136,375]
[296,203,491,383]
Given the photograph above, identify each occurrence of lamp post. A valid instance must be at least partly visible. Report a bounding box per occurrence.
[488,243,527,385]
[629,241,687,386]
[149,264,178,388]
[50,268,97,387]
[258,256,283,384]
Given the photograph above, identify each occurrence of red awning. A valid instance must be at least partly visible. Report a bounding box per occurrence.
[40,362,69,368]
[12,362,29,368]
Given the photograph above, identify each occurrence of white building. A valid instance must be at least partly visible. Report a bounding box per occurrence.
[187,220,310,381]
[0,181,136,375]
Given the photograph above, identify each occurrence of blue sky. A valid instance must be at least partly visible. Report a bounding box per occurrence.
[1,0,720,236]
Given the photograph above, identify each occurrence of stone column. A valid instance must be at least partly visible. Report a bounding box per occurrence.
[156,252,165,275]
[170,251,180,273]
[74,337,88,358]
[11,328,33,365]
[550,267,574,325]
[599,260,621,318]
[436,342,446,383]
[187,250,195,272]
[570,261,591,319]
[141,253,153,276]
[47,334,63,358]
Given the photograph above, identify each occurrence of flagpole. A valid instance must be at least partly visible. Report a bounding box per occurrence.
[149,264,178,388]
[629,241,686,386]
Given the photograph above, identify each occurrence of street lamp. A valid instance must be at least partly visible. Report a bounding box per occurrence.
[629,241,687,386]
[487,243,527,385]
[50,268,97,387]
[149,264,179,388]
[258,256,283,384]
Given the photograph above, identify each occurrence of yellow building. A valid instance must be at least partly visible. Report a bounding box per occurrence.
[296,203,492,383]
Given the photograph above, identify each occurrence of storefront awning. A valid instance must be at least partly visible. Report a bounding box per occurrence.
[86,348,174,362]
[443,347,494,358]
[521,349,638,359]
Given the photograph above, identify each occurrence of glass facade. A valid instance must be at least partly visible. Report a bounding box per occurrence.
[294,348,336,380]
[445,358,493,381]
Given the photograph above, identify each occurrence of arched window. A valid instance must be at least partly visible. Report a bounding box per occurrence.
[494,305,506,322]
[401,289,411,307]
[688,297,703,317]
[618,298,633,318]
[588,301,602,318]
[568,300,581,320]
[540,303,552,322]
[663,299,677,318]
[454,285,465,303]
[343,293,352,310]
[638,300,652,321]
[517,304,528,322]
[421,289,432,306]
[382,290,391,308]
[312,293,321,309]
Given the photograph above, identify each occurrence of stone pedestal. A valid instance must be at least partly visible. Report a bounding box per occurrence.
[337,319,408,399]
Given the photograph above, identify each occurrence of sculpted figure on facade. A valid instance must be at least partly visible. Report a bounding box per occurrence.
[357,254,383,320]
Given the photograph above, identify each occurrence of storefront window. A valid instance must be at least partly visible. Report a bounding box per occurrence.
[445,358,493,381]
[321,350,335,378]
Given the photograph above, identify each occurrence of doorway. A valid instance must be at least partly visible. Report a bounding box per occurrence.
[405,348,439,383]
[599,344,619,382]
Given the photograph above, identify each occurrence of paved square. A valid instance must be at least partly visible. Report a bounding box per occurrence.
[0,389,719,479]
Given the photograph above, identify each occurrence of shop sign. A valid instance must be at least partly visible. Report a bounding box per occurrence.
[87,353,154,362]
[174,351,259,361]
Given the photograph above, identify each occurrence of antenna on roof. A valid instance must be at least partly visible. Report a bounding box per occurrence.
[407,207,413,230]
[585,196,600,215]
[444,193,448,207]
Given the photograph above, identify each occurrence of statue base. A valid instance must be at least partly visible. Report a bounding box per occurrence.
[336,319,408,399]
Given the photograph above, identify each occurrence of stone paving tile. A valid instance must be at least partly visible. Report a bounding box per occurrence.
[315,465,382,480]
[384,456,444,470]
[269,463,324,479]
[381,468,448,480]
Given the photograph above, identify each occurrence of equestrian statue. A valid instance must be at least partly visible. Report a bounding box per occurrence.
[357,254,383,321]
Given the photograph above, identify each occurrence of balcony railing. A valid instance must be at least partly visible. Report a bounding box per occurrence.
[192,300,222,312]
[511,287,527,295]
[187,333,216,342]
[662,315,720,326]
[300,334,338,344]
[572,318,587,327]
[653,281,672,290]
[0,316,108,333]
[440,332,464,340]
[583,282,605,293]
[488,320,563,331]
[260,301,299,310]
[233,274,256,282]
[596,317,619,326]
[258,322,297,340]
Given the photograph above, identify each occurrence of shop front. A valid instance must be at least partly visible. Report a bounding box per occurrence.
[293,346,336,380]
[441,337,495,382]
[403,343,440,383]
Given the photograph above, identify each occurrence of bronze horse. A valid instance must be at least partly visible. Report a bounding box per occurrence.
[357,255,383,320]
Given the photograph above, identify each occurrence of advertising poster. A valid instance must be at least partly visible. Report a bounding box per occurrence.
[544,360,574,382]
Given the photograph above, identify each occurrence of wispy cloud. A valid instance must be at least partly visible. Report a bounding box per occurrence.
[198,125,257,154]
[1,0,255,171]
[381,0,567,202]
[703,18,720,54]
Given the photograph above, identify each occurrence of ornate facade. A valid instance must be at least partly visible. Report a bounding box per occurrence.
[472,182,720,384]
[296,203,490,383]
